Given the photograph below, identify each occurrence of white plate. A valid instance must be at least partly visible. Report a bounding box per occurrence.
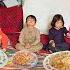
[43,51,70,70]
[0,50,8,68]
[11,50,38,68]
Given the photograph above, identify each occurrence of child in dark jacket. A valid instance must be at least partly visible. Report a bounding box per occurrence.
[48,14,70,52]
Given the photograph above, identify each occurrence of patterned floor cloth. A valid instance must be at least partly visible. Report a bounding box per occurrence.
[0,46,46,70]
[30,55,45,70]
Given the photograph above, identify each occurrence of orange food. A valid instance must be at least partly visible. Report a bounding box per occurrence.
[13,52,32,66]
[49,52,70,70]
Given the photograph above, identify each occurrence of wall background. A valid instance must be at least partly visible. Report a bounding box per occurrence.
[24,0,70,34]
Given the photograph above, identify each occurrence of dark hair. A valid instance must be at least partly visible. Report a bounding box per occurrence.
[51,14,64,27]
[26,15,37,23]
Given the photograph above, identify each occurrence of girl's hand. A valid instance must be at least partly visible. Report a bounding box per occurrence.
[25,43,31,49]
[49,40,54,44]
[67,33,70,38]
[52,42,55,47]
[49,40,55,47]
[2,48,6,52]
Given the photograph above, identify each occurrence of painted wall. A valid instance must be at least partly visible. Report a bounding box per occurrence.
[24,0,70,34]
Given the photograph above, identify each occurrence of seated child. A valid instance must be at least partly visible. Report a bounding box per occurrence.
[16,15,43,52]
[0,28,9,51]
[48,14,70,52]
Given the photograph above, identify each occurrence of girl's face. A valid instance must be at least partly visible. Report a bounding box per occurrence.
[26,17,36,27]
[55,20,63,29]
